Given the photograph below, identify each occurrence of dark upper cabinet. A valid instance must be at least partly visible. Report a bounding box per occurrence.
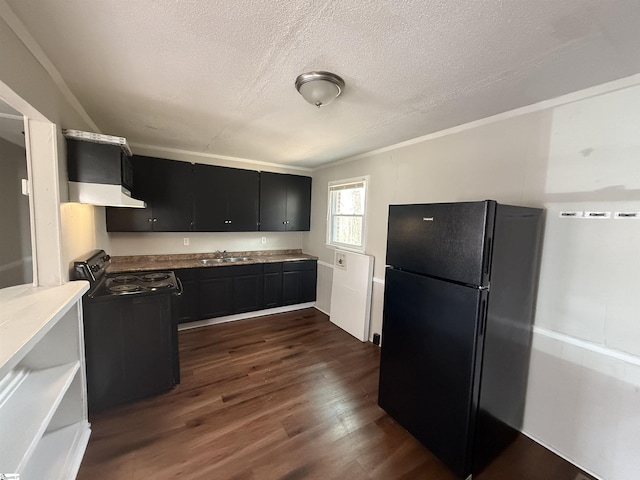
[107,156,193,232]
[259,172,312,231]
[193,164,259,231]
[107,158,311,233]
[153,158,194,231]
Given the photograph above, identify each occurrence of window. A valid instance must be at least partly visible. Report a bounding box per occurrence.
[327,177,368,251]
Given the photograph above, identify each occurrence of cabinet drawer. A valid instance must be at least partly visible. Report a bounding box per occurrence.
[264,262,283,274]
[283,260,316,272]
[199,264,263,279]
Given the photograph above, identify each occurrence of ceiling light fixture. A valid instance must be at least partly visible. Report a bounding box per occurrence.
[295,71,345,108]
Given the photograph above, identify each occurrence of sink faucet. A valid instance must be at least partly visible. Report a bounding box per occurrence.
[215,250,227,259]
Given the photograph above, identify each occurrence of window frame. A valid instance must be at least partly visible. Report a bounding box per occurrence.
[326,176,369,253]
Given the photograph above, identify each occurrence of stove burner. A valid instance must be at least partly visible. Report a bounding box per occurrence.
[111,274,137,284]
[150,282,173,290]
[141,272,170,281]
[109,284,142,293]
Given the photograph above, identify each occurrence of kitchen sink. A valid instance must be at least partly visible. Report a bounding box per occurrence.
[200,257,252,264]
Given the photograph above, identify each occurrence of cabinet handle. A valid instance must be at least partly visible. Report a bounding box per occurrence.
[153,218,158,222]
[148,218,153,222]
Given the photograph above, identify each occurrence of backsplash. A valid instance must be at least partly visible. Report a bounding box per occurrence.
[107,231,304,256]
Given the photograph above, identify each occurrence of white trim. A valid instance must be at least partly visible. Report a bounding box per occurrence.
[0,1,99,132]
[314,305,330,316]
[177,302,316,331]
[129,142,313,173]
[317,261,384,286]
[326,176,369,252]
[313,73,640,171]
[533,326,640,368]
[317,260,333,269]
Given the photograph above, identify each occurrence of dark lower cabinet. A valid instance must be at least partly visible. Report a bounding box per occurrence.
[263,263,283,308]
[199,274,234,319]
[83,295,175,412]
[174,268,200,323]
[282,260,318,305]
[175,261,316,323]
[233,265,264,313]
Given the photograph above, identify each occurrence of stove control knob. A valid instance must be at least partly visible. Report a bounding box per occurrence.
[101,254,111,262]
[90,265,100,272]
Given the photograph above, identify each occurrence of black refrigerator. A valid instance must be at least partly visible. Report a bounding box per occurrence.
[378,200,544,479]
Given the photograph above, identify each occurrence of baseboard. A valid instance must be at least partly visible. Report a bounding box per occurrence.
[178,302,316,331]
[520,430,603,480]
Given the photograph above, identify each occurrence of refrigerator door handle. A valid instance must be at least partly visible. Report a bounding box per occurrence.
[482,236,493,276]
[479,299,488,336]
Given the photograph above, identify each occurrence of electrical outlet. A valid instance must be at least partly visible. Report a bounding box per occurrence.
[183,238,189,246]
[261,236,267,244]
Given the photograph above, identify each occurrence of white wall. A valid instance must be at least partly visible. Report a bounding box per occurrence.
[304,78,640,480]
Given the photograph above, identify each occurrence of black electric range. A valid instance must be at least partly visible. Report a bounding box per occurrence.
[73,250,180,299]
[72,250,181,412]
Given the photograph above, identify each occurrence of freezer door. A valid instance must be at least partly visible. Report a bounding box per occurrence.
[386,201,495,286]
[378,268,485,479]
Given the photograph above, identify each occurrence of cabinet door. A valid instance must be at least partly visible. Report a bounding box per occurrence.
[173,269,200,323]
[152,158,193,231]
[263,263,283,308]
[106,155,155,232]
[83,302,127,411]
[198,271,234,318]
[193,164,229,231]
[259,172,287,231]
[285,175,312,231]
[194,165,259,232]
[123,296,174,400]
[226,168,259,231]
[282,261,317,305]
[299,267,317,302]
[233,269,264,313]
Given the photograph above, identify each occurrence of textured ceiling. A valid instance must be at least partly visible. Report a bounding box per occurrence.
[5,0,640,168]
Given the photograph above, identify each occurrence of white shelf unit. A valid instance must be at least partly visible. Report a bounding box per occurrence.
[0,282,90,479]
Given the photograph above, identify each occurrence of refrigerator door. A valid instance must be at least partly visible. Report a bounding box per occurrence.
[378,268,486,478]
[386,201,495,286]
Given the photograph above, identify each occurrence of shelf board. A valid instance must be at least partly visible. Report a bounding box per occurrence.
[0,362,80,473]
[0,282,88,379]
[20,421,91,480]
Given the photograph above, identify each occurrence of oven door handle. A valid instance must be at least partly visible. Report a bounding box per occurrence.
[174,276,184,296]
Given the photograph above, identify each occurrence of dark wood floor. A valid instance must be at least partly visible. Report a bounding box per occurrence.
[78,308,591,480]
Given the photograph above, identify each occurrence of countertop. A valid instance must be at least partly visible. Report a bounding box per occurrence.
[107,249,318,273]
[0,282,89,378]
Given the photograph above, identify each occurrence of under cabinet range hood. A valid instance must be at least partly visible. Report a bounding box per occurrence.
[64,129,146,208]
